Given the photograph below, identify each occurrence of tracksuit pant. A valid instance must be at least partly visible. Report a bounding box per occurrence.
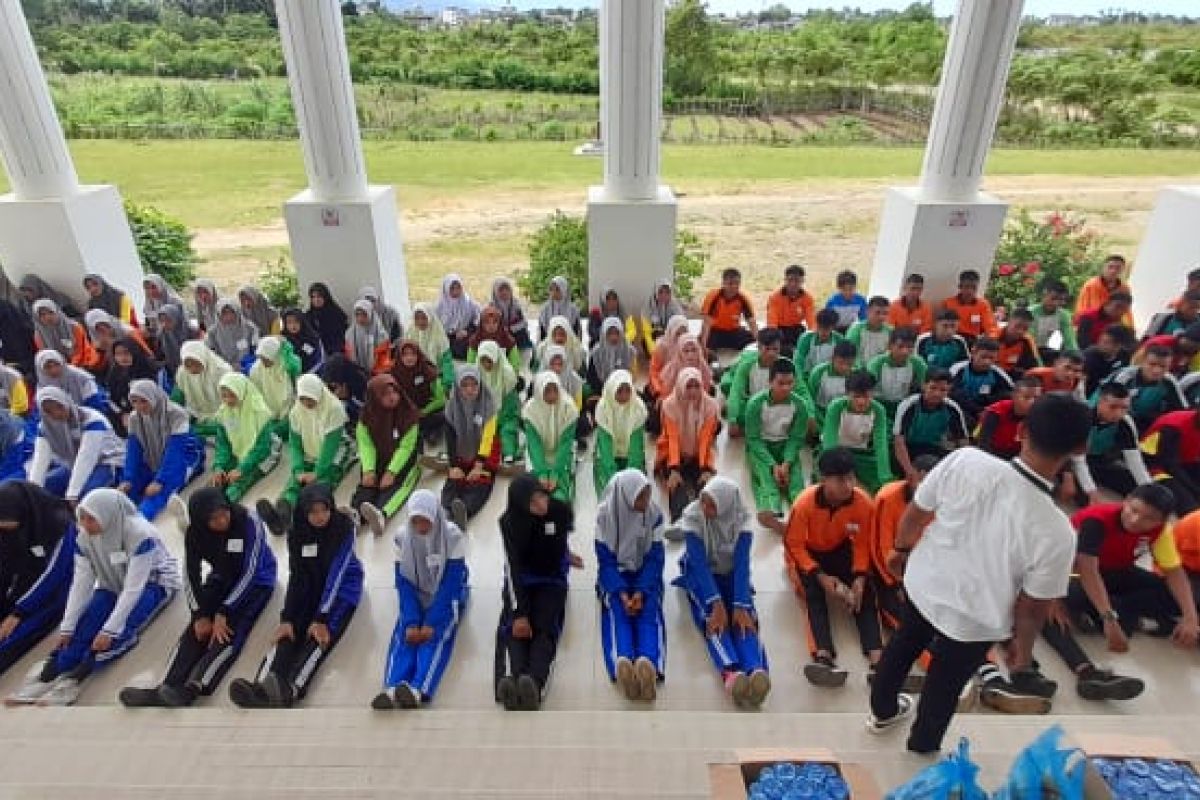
[162,583,273,695]
[0,597,66,676]
[384,586,469,702]
[43,463,120,500]
[875,574,906,632]
[125,443,206,521]
[44,584,173,681]
[494,583,567,696]
[681,574,767,676]
[664,460,704,523]
[281,451,354,508]
[497,394,522,460]
[599,588,666,680]
[441,478,494,520]
[795,540,882,659]
[419,412,446,449]
[255,598,356,703]
[870,600,992,754]
[352,455,421,519]
[749,439,805,515]
[707,328,754,353]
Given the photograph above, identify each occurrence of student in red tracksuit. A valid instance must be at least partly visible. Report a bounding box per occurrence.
[1141,408,1200,515]
[976,377,1042,461]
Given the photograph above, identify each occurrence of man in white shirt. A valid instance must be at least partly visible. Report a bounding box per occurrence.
[866,393,1093,754]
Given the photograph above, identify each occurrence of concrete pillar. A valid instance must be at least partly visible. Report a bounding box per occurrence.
[869,0,1022,305]
[588,0,677,313]
[0,2,143,309]
[276,0,409,315]
[1131,186,1200,329]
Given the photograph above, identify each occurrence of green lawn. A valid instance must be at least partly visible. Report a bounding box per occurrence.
[2,140,1198,229]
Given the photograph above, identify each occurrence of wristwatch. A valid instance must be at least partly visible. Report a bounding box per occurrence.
[1100,609,1120,624]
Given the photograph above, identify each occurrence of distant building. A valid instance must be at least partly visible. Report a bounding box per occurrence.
[440,7,466,27]
[1045,14,1100,27]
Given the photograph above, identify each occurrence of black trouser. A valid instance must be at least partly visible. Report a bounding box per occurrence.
[663,460,704,523]
[707,328,754,353]
[875,574,906,632]
[164,583,273,694]
[779,325,804,357]
[441,478,493,519]
[891,444,950,478]
[0,609,58,677]
[448,335,471,360]
[1157,471,1200,516]
[419,412,446,446]
[1087,457,1139,497]
[1042,570,1179,672]
[494,583,567,695]
[796,540,882,659]
[351,446,420,518]
[870,601,992,754]
[642,387,661,435]
[260,599,356,704]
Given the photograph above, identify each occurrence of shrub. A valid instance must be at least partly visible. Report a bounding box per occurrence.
[987,209,1106,313]
[539,119,566,140]
[258,255,300,309]
[124,200,196,289]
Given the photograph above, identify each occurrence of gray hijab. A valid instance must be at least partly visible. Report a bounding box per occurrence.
[358,286,401,340]
[595,469,660,572]
[646,280,685,331]
[32,298,77,359]
[589,317,636,384]
[75,489,159,594]
[444,365,496,462]
[237,285,278,336]
[155,303,190,374]
[538,275,580,334]
[193,279,220,330]
[35,349,97,406]
[395,489,467,609]
[206,298,258,364]
[346,299,388,369]
[143,274,184,333]
[680,476,752,576]
[128,379,191,471]
[35,386,88,465]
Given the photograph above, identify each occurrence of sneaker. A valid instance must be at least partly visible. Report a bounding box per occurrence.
[261,672,293,709]
[804,656,848,688]
[360,502,386,538]
[957,677,978,712]
[1010,668,1058,699]
[516,675,541,711]
[727,671,751,708]
[229,678,270,709]
[158,683,198,708]
[274,499,293,536]
[393,682,420,709]
[634,657,658,704]
[1076,666,1144,702]
[663,526,686,543]
[6,677,56,707]
[450,499,469,533]
[169,493,190,528]
[496,676,519,711]
[119,686,167,708]
[902,673,927,693]
[418,454,443,471]
[256,498,284,536]
[866,692,915,734]
[979,677,1051,715]
[615,656,638,702]
[37,677,82,707]
[370,690,395,710]
[747,669,771,707]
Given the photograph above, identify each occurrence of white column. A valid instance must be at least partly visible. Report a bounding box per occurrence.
[869,0,1022,304]
[275,0,408,316]
[1131,186,1200,330]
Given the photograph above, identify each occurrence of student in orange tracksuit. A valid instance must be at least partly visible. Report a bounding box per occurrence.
[766,265,816,355]
[1076,254,1134,325]
[888,274,933,335]
[700,269,758,353]
[995,308,1042,380]
[1174,508,1200,617]
[940,270,996,345]
[31,299,101,373]
[871,455,940,631]
[784,447,882,688]
[657,367,721,528]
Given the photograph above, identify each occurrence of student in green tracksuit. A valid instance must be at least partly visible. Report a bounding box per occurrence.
[476,340,522,466]
[724,328,783,436]
[523,372,579,505]
[410,302,456,392]
[819,370,893,494]
[846,297,893,367]
[593,369,648,494]
[795,308,845,377]
[211,373,282,503]
[915,309,970,371]
[745,359,809,535]
[1028,278,1078,360]
[867,327,927,419]
[808,341,858,428]
[248,336,301,440]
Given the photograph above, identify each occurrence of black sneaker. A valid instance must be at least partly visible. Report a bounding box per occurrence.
[370,690,395,710]
[229,678,269,709]
[256,499,284,536]
[274,499,293,536]
[261,672,294,708]
[158,683,198,708]
[393,682,420,709]
[866,693,915,734]
[1010,668,1058,699]
[803,656,848,688]
[119,686,167,708]
[516,675,541,711]
[496,676,519,711]
[980,677,1052,715]
[1077,666,1144,702]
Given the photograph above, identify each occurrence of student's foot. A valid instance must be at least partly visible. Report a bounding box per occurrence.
[158,683,198,708]
[747,669,771,708]
[229,678,270,709]
[37,677,82,707]
[615,657,638,702]
[256,498,284,536]
[726,671,751,708]
[496,676,519,711]
[360,502,385,538]
[370,690,395,711]
[979,677,1052,715]
[662,526,685,543]
[1076,666,1144,702]
[274,500,293,536]
[6,677,56,707]
[393,682,420,710]
[633,657,657,704]
[516,675,541,711]
[866,693,915,735]
[169,493,190,528]
[418,454,443,471]
[804,655,848,688]
[260,672,294,709]
[119,686,167,708]
[1010,667,1058,699]
[450,499,469,533]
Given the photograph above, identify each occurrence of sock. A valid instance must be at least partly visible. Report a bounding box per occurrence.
[977,663,1003,684]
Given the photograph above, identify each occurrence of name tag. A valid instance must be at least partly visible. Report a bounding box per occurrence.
[970,314,981,324]
[301,543,318,558]
[236,339,248,349]
[846,523,859,534]
[426,553,443,569]
[474,414,483,425]
[226,538,244,554]
[60,338,73,347]
[302,344,314,354]
[392,428,400,439]
[109,551,128,566]
[414,376,424,385]
[980,385,991,395]
[545,522,556,535]
[30,545,45,558]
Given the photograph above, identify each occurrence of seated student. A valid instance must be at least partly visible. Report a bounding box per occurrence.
[173,340,232,439]
[352,375,421,537]
[700,268,758,353]
[658,367,721,525]
[588,286,636,346]
[892,370,969,480]
[495,474,575,711]
[1082,323,1135,397]
[995,308,1042,379]
[1173,508,1200,615]
[1076,254,1132,320]
[594,370,648,494]
[661,333,714,397]
[795,308,845,376]
[808,341,857,428]
[206,299,259,372]
[20,274,82,321]
[544,345,591,446]
[85,309,151,374]
[0,295,36,378]
[491,277,533,352]
[32,299,100,373]
[346,299,392,376]
[210,373,282,503]
[1142,408,1200,514]
[595,469,666,704]
[870,455,940,632]
[745,359,809,535]
[1139,321,1200,379]
[587,317,637,400]
[36,349,106,413]
[410,302,456,391]
[868,327,927,418]
[675,476,771,708]
[320,353,368,429]
[638,280,685,356]
[476,340,522,467]
[819,371,893,494]
[1037,486,1196,704]
[0,405,29,482]
[119,489,276,708]
[28,388,125,503]
[357,285,403,343]
[1077,291,1133,352]
[1172,268,1200,308]
[825,270,867,334]
[534,315,587,375]
[237,285,280,339]
[120,381,205,521]
[648,315,690,401]
[442,366,501,526]
[230,484,362,709]
[437,275,481,360]
[281,308,325,374]
[847,296,893,367]
[724,327,784,436]
[0,482,76,677]
[468,306,521,372]
[258,375,354,537]
[155,303,194,380]
[373,490,468,711]
[391,340,447,451]
[522,373,577,506]
[1103,344,1186,432]
[916,309,971,370]
[84,274,138,328]
[767,264,816,354]
[191,279,219,332]
[0,361,29,419]
[785,447,882,687]
[888,273,932,335]
[1028,279,1078,361]
[305,282,349,360]
[102,338,162,437]
[981,373,1046,459]
[940,270,996,344]
[248,336,300,439]
[949,337,1013,428]
[1024,350,1086,400]
[8,490,178,707]
[538,275,583,342]
[1071,383,1152,505]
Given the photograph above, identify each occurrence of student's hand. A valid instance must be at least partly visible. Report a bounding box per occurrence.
[568,551,584,569]
[707,601,728,636]
[699,470,715,486]
[1046,600,1072,632]
[273,623,295,643]
[818,573,842,597]
[1172,617,1200,649]
[418,626,435,643]
[227,469,243,484]
[0,615,19,641]
[449,467,466,481]
[468,464,487,481]
[144,481,162,498]
[850,576,867,613]
[117,481,133,495]
[57,632,72,651]
[210,471,228,487]
[211,614,233,646]
[298,472,316,485]
[405,625,424,644]
[308,622,331,649]
[728,424,743,439]
[620,592,638,616]
[773,464,789,486]
[379,471,396,489]
[361,471,378,488]
[732,607,757,635]
[512,617,533,640]
[666,471,683,492]
[886,550,908,581]
[1086,491,1105,507]
[542,478,557,493]
[193,616,214,642]
[91,633,113,653]
[1104,619,1130,653]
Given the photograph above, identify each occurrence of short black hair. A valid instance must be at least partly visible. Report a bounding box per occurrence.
[1144,344,1173,361]
[1024,394,1092,459]
[1182,290,1200,305]
[816,308,840,328]
[785,264,805,279]
[937,309,960,323]
[1182,323,1200,343]
[1188,267,1200,283]
[818,447,857,478]
[722,268,741,282]
[769,358,796,380]
[868,295,890,310]
[889,326,918,346]
[973,337,1000,353]
[912,453,941,473]
[758,327,782,347]
[1108,291,1133,305]
[1098,382,1130,400]
[1015,376,1043,392]
[1106,254,1127,265]
[1041,278,1068,295]
[833,341,858,360]
[959,270,981,283]
[1056,350,1084,365]
[1010,308,1034,323]
[925,368,951,384]
[836,270,858,287]
[846,370,876,394]
[1101,324,1136,348]
[1129,483,1176,519]
[905,273,925,286]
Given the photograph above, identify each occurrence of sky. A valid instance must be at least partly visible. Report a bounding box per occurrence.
[505,0,1197,16]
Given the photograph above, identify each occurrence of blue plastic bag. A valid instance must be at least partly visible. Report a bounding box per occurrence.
[993,726,1084,800]
[886,739,989,800]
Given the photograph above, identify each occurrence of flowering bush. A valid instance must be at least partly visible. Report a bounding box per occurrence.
[987,210,1107,314]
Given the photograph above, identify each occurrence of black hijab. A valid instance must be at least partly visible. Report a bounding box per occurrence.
[306,283,349,357]
[187,487,249,540]
[499,473,574,579]
[0,481,73,605]
[104,337,162,415]
[292,482,355,541]
[321,353,368,403]
[84,274,127,319]
[0,297,35,376]
[282,307,323,372]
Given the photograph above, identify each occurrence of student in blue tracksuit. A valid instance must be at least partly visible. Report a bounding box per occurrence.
[374,489,470,710]
[675,476,771,708]
[119,380,205,521]
[0,406,28,482]
[120,488,277,707]
[7,489,179,706]
[0,482,76,676]
[229,483,362,709]
[824,270,868,334]
[595,468,666,704]
[27,387,126,503]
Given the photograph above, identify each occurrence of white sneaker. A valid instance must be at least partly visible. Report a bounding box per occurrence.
[866,692,915,734]
[169,494,189,528]
[360,502,385,538]
[5,676,54,706]
[37,677,82,707]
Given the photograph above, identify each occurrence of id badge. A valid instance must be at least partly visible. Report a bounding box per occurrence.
[226,539,245,554]
[109,551,128,566]
[301,543,318,558]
